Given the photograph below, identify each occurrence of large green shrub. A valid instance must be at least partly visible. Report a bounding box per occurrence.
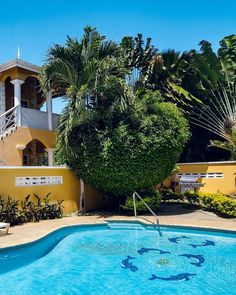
[58,92,190,196]
[198,192,236,217]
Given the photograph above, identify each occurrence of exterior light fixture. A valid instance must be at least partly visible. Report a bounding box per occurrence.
[16,144,26,150]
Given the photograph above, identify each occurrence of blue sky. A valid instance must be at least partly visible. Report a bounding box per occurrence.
[0,0,235,112]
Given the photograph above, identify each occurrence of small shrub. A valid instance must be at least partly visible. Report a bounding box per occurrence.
[34,193,64,220]
[0,196,23,225]
[121,190,161,215]
[184,190,199,204]
[160,188,184,202]
[198,192,236,217]
[0,194,64,226]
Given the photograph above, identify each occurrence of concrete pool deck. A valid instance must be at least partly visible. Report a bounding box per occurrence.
[0,205,235,248]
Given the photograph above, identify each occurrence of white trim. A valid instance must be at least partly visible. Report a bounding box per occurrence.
[11,79,24,126]
[45,148,55,166]
[46,91,53,131]
[0,165,67,169]
[177,172,224,179]
[178,161,236,166]
[0,59,40,73]
[0,81,6,114]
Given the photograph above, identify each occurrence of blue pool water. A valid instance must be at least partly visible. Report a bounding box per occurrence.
[0,222,236,295]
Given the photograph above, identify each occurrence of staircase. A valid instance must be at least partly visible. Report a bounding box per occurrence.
[0,126,18,142]
[0,105,19,142]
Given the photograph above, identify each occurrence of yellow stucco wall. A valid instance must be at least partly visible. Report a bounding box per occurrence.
[0,167,103,213]
[174,162,236,195]
[0,127,55,166]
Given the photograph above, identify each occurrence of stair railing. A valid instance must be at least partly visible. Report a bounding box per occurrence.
[132,191,162,236]
[0,105,19,135]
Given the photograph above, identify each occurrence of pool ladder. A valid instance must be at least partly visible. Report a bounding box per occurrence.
[132,191,162,237]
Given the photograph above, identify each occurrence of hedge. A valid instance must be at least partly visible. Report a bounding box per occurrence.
[183,191,236,218]
[198,192,236,218]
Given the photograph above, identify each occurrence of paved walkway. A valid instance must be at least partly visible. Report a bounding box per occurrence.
[0,205,235,248]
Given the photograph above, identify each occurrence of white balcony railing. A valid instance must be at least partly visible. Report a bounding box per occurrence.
[0,106,59,137]
[0,105,19,134]
[21,107,59,131]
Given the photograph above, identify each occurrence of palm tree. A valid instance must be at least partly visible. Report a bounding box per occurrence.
[120,34,157,89]
[40,26,134,148]
[40,26,135,213]
[40,26,130,104]
[163,36,236,162]
[191,85,236,159]
[144,49,201,113]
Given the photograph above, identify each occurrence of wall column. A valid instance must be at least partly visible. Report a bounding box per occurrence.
[79,179,85,214]
[46,91,53,131]
[11,79,25,126]
[46,148,55,166]
[0,81,6,115]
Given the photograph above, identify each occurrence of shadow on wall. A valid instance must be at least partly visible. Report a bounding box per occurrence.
[0,167,104,214]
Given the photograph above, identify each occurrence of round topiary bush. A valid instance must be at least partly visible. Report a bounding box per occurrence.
[57,92,190,196]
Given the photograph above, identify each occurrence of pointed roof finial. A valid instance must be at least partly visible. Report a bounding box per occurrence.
[17,46,20,59]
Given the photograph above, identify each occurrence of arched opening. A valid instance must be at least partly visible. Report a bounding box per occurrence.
[22,139,48,166]
[21,76,43,110]
[4,76,44,111]
[5,76,14,111]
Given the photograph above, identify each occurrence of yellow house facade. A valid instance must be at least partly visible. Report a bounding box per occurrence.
[170,161,236,195]
[0,57,103,213]
[0,166,103,213]
[0,58,57,166]
[1,57,235,212]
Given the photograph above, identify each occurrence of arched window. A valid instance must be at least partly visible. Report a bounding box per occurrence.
[23,139,47,166]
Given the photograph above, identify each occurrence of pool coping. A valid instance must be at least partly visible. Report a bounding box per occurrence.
[0,218,236,252]
[107,219,236,234]
[0,223,107,253]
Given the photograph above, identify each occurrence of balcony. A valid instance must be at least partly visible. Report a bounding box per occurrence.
[21,107,59,131]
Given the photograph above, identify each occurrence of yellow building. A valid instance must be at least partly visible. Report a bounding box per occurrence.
[171,161,236,195]
[0,57,103,213]
[0,57,57,166]
[2,57,235,211]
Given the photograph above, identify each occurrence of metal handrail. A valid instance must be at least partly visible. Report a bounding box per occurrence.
[132,191,162,236]
[0,104,19,119]
[0,105,19,135]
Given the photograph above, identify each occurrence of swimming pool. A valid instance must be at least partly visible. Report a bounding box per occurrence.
[0,221,235,295]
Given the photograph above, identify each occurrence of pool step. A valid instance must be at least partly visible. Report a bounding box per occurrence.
[106,221,146,230]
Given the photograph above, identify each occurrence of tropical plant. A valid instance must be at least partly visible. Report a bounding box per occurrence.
[40,26,134,151]
[40,27,190,197]
[177,35,236,99]
[142,49,202,113]
[0,194,64,226]
[40,26,132,105]
[56,90,190,196]
[191,85,236,159]
[178,35,236,161]
[120,34,157,87]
